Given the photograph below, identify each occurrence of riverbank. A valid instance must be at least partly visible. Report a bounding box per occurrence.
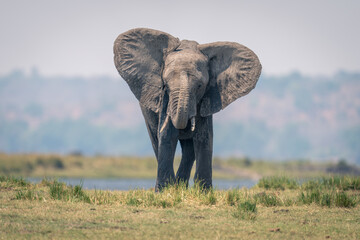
[1,153,358,180]
[1,176,359,239]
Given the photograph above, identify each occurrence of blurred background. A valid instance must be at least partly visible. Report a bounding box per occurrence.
[0,0,359,165]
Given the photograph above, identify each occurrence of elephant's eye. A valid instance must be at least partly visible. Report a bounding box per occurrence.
[197,84,202,89]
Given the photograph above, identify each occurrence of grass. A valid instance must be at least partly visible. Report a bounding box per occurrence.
[48,180,91,203]
[257,176,299,190]
[1,153,359,180]
[298,189,356,208]
[232,200,257,220]
[1,175,359,208]
[256,175,360,190]
[1,175,360,239]
[0,175,30,187]
[302,176,360,190]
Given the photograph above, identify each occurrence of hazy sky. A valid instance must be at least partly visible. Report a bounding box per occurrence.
[0,0,359,77]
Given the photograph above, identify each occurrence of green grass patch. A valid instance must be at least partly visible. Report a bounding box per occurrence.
[254,192,281,206]
[298,189,356,208]
[15,189,44,201]
[226,189,241,206]
[257,176,299,190]
[205,189,217,205]
[48,180,90,203]
[0,175,30,188]
[232,200,257,220]
[257,175,360,191]
[302,176,360,190]
[124,189,178,208]
[334,191,356,208]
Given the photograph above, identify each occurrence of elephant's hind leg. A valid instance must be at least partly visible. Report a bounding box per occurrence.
[176,139,195,187]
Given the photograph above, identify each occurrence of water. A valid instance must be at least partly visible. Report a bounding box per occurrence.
[27,178,257,190]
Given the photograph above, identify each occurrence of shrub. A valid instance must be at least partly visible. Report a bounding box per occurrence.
[36,156,65,169]
[51,157,65,169]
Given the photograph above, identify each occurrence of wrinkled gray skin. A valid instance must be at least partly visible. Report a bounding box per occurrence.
[114,28,261,191]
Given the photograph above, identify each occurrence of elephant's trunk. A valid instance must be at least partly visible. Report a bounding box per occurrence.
[170,72,191,129]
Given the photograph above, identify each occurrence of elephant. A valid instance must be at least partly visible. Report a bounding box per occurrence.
[113,28,261,191]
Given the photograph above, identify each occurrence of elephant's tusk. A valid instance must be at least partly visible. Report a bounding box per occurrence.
[160,115,170,133]
[191,117,195,131]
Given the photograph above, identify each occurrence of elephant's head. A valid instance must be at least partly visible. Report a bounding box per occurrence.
[114,28,261,130]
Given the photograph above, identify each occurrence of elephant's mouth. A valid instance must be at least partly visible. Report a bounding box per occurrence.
[160,115,196,133]
[172,115,195,131]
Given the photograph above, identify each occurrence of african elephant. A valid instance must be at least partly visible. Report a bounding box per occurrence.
[113,28,261,191]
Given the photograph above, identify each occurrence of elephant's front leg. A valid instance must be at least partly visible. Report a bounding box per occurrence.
[193,115,213,189]
[156,120,179,191]
[176,138,195,186]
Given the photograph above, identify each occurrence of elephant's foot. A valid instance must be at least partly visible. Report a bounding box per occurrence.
[155,177,176,192]
[194,176,212,190]
[175,176,190,188]
[175,165,193,188]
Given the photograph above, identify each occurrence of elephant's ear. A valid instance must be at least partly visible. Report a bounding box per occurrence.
[198,42,261,116]
[114,28,180,112]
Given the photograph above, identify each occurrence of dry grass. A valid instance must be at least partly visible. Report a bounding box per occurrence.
[1,175,360,239]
